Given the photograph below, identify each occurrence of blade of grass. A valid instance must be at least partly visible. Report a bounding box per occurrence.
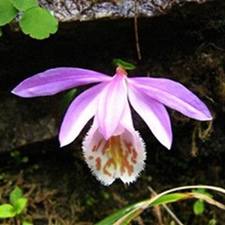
[96,185,225,225]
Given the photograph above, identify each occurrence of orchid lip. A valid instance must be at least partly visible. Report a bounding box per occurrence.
[83,124,146,185]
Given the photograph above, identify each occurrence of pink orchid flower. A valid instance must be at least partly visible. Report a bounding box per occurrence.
[12,66,212,185]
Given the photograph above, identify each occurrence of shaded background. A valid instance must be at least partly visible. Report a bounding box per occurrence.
[0,0,225,224]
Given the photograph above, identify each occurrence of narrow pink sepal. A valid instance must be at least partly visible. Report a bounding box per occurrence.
[12,67,111,97]
[130,77,212,121]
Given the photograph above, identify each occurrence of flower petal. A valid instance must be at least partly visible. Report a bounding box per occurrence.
[130,77,212,121]
[128,85,172,149]
[83,120,146,185]
[116,98,135,134]
[12,67,111,97]
[59,82,106,147]
[96,74,127,140]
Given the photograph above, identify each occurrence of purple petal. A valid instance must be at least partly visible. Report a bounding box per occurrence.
[96,74,127,140]
[59,82,106,147]
[128,85,172,149]
[118,98,135,133]
[12,67,111,97]
[130,77,212,121]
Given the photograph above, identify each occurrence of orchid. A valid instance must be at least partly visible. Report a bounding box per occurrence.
[12,66,212,185]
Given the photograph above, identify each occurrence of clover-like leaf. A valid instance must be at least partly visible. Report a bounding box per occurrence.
[14,197,28,214]
[0,204,16,218]
[193,199,204,215]
[20,7,58,39]
[11,0,38,11]
[10,186,23,207]
[0,0,18,26]
[9,187,28,215]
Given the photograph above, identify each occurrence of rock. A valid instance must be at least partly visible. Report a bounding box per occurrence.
[40,0,212,22]
[0,93,58,152]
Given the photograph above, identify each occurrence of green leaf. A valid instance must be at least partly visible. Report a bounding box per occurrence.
[20,7,58,39]
[22,221,33,225]
[10,187,23,207]
[112,59,136,70]
[0,0,18,26]
[193,188,213,198]
[10,150,20,158]
[96,193,188,225]
[193,200,204,215]
[170,221,176,225]
[208,218,217,225]
[9,187,27,214]
[21,156,29,163]
[0,27,2,37]
[96,201,147,225]
[61,89,77,112]
[0,204,16,218]
[14,198,28,214]
[150,193,188,206]
[10,0,38,11]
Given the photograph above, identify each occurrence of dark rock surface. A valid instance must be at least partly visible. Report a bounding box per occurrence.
[40,0,212,22]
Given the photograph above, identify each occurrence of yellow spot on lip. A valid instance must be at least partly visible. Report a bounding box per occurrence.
[100,136,136,177]
[103,159,115,177]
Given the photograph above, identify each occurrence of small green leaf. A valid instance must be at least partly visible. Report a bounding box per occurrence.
[62,89,77,112]
[193,200,204,215]
[0,27,2,37]
[208,218,217,225]
[113,59,136,70]
[0,0,18,26]
[14,198,28,214]
[10,0,38,11]
[193,188,213,198]
[170,221,176,225]
[21,156,29,163]
[0,204,16,218]
[22,221,33,225]
[102,191,110,200]
[10,150,20,158]
[10,187,23,207]
[20,7,58,39]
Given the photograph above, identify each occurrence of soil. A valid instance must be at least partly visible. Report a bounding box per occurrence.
[0,0,225,224]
